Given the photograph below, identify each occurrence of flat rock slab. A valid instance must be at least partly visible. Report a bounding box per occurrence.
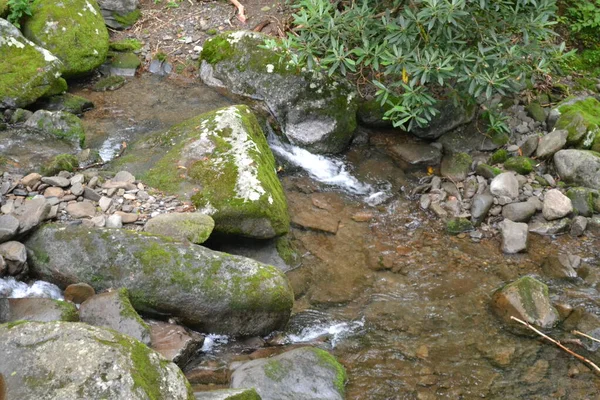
[0,298,78,323]
[388,143,442,168]
[148,319,204,366]
[66,202,96,218]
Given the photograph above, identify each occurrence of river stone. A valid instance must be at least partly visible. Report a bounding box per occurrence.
[66,201,96,218]
[571,215,588,237]
[114,170,136,183]
[24,110,85,146]
[12,197,51,235]
[528,217,571,236]
[566,187,595,217]
[387,142,442,169]
[21,172,42,187]
[541,255,578,280]
[136,105,289,239]
[0,241,27,276]
[553,97,600,149]
[64,282,96,304]
[200,32,357,154]
[70,182,84,196]
[0,321,194,399]
[106,214,123,228]
[492,276,559,329]
[37,93,94,115]
[554,150,600,190]
[194,389,261,400]
[490,172,519,199]
[79,288,151,345]
[501,202,537,223]
[471,192,493,226]
[115,211,138,223]
[440,152,472,182]
[22,0,109,77]
[98,0,140,29]
[148,319,204,366]
[42,176,71,188]
[535,129,568,158]
[520,135,539,157]
[0,298,78,323]
[231,347,346,400]
[0,19,64,108]
[144,212,215,244]
[0,215,19,244]
[499,220,528,254]
[25,224,294,336]
[411,99,476,140]
[542,189,572,220]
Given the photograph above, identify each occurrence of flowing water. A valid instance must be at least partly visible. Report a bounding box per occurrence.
[68,76,600,399]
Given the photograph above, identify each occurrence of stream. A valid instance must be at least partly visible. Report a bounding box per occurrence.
[64,75,600,399]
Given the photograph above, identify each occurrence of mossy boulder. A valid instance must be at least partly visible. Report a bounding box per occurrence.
[566,187,596,217]
[44,77,68,97]
[0,321,194,399]
[24,110,85,146]
[110,52,141,69]
[554,149,600,190]
[553,97,600,149]
[93,75,126,91]
[0,19,64,108]
[525,101,546,123]
[143,212,215,244]
[25,224,294,336]
[440,152,472,181]
[126,105,289,239]
[504,156,535,175]
[475,163,501,179]
[200,31,357,154]
[22,0,109,77]
[492,276,559,330]
[411,98,477,140]
[231,347,346,400]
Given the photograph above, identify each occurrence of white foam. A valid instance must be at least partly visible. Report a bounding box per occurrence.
[201,333,230,353]
[0,277,63,300]
[286,319,364,348]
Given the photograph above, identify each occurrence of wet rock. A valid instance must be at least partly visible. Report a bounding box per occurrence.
[528,217,571,236]
[541,255,578,280]
[0,215,19,244]
[554,150,600,190]
[490,172,519,198]
[566,187,595,217]
[499,220,528,254]
[570,215,588,236]
[231,347,346,400]
[66,201,96,218]
[25,225,293,336]
[194,389,261,400]
[388,143,442,168]
[535,129,568,158]
[186,360,229,385]
[492,276,559,329]
[542,189,572,220]
[38,93,94,115]
[471,193,493,226]
[148,319,204,365]
[24,110,85,146]
[200,32,357,154]
[501,202,537,222]
[144,212,214,244]
[64,282,96,304]
[521,360,549,384]
[0,298,78,323]
[0,321,193,399]
[446,217,473,235]
[80,288,151,345]
[440,152,472,182]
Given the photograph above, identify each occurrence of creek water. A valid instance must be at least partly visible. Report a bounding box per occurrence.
[71,75,600,399]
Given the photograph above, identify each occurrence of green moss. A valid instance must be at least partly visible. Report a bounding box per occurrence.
[504,156,535,175]
[264,359,287,382]
[93,75,126,92]
[42,154,79,175]
[555,97,600,148]
[111,52,141,69]
[525,102,546,122]
[55,300,79,322]
[475,163,501,179]
[275,236,300,267]
[446,217,473,235]
[34,111,86,146]
[44,77,68,97]
[110,38,143,52]
[534,175,549,186]
[489,149,509,165]
[134,242,173,275]
[200,34,234,65]
[113,9,141,28]
[206,28,217,35]
[10,108,31,124]
[2,320,30,329]
[45,93,94,115]
[503,276,555,324]
[312,348,347,396]
[116,288,150,332]
[566,187,595,216]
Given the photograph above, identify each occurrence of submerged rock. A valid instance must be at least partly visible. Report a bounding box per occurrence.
[25,224,294,336]
[0,321,193,399]
[231,347,346,400]
[0,19,64,108]
[200,32,357,154]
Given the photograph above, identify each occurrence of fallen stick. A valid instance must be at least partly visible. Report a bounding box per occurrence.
[510,316,600,374]
[229,0,247,23]
[573,330,600,344]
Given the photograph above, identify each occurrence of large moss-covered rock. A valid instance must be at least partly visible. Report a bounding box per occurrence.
[0,19,64,108]
[22,0,109,77]
[554,149,600,190]
[200,31,357,154]
[553,97,600,149]
[124,105,289,239]
[24,110,86,146]
[25,224,294,336]
[231,347,346,400]
[0,321,194,399]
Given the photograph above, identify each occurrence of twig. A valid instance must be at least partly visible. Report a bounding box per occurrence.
[573,330,600,344]
[252,19,270,32]
[510,316,600,374]
[229,0,247,23]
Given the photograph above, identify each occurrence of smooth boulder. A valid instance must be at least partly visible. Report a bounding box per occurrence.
[25,224,294,336]
[554,150,600,190]
[542,189,572,221]
[144,212,215,244]
[0,321,193,399]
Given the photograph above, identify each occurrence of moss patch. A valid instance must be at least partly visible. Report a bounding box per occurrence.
[504,156,535,175]
[113,9,141,28]
[42,154,79,175]
[110,38,142,52]
[264,359,287,382]
[555,97,600,148]
[55,300,79,321]
[446,217,473,235]
[489,149,509,165]
[312,348,347,396]
[111,52,140,69]
[44,77,68,97]
[93,75,126,92]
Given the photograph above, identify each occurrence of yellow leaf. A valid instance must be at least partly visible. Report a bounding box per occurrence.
[402,67,408,84]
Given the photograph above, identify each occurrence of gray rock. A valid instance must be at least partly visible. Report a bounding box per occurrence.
[64,282,96,304]
[113,170,136,183]
[66,201,96,218]
[70,182,84,196]
[536,129,568,158]
[520,135,539,157]
[420,194,431,210]
[24,111,85,146]
[70,173,85,185]
[388,143,442,168]
[411,99,476,140]
[528,217,571,236]
[99,196,112,212]
[200,32,357,154]
[0,214,19,244]
[25,225,294,336]
[0,241,28,276]
[0,255,5,276]
[21,172,42,187]
[440,153,472,182]
[501,201,537,222]
[554,150,600,190]
[490,172,519,198]
[0,321,193,400]
[99,0,139,29]
[527,196,543,211]
[144,213,215,244]
[542,255,578,280]
[542,189,572,220]
[566,187,595,217]
[499,220,528,254]
[471,193,493,226]
[492,276,559,329]
[106,214,123,228]
[80,289,151,345]
[0,298,78,323]
[83,186,102,201]
[571,215,588,236]
[148,320,204,366]
[231,347,346,400]
[12,197,51,235]
[194,389,261,400]
[41,176,71,188]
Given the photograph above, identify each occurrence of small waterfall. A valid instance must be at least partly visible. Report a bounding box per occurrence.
[0,277,63,299]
